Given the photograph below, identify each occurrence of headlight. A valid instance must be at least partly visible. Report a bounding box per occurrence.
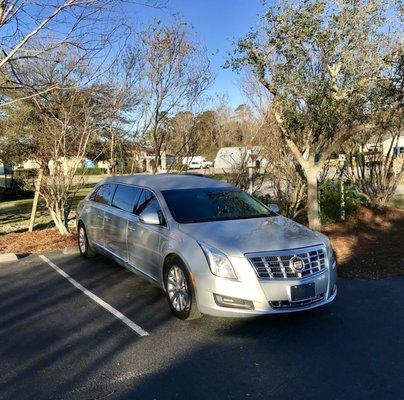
[198,242,237,279]
[324,238,336,269]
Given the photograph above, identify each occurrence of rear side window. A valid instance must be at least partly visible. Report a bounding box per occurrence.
[94,184,116,205]
[111,185,142,213]
[89,186,99,201]
[135,189,155,215]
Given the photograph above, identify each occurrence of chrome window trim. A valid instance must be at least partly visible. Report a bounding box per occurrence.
[103,182,169,230]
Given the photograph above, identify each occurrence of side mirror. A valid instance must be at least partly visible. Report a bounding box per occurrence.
[268,203,280,214]
[139,209,161,225]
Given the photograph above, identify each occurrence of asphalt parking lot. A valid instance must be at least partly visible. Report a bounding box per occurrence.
[1,253,403,400]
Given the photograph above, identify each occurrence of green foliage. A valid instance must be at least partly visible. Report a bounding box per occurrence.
[389,195,404,209]
[226,0,400,229]
[320,180,364,225]
[256,180,365,225]
[75,167,107,176]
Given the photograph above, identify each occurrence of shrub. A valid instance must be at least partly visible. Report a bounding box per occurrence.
[320,180,364,225]
[255,191,306,223]
[75,167,107,175]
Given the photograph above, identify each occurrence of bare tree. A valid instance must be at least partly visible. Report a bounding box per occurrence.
[240,72,307,219]
[0,0,165,107]
[347,133,403,208]
[228,0,400,229]
[164,111,200,171]
[39,90,104,234]
[1,50,119,234]
[125,16,212,173]
[347,46,403,208]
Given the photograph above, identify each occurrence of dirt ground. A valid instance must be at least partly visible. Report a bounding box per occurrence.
[323,206,404,279]
[0,229,77,255]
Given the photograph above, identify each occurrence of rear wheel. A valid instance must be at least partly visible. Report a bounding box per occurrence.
[164,256,202,320]
[78,223,97,258]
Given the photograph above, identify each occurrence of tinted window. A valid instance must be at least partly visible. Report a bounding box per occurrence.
[140,198,165,225]
[112,185,142,213]
[89,186,99,201]
[162,188,273,223]
[135,189,155,215]
[94,184,116,205]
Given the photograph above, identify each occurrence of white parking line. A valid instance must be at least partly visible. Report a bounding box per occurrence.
[39,254,149,337]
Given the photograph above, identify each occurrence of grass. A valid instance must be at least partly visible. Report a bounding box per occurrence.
[0,186,92,234]
[389,194,404,209]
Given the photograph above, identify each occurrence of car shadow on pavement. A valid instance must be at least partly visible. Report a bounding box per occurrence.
[0,254,172,399]
[111,277,404,400]
[1,254,404,400]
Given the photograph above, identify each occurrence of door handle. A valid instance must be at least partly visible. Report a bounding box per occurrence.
[128,226,136,231]
[96,214,103,219]
[105,216,111,222]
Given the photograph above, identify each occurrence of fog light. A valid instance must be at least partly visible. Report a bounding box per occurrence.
[329,284,337,298]
[214,294,254,310]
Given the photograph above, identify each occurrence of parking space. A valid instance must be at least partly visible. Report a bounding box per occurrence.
[1,253,403,399]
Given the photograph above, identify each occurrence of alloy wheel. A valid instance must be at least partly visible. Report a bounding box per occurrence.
[167,265,189,312]
[78,226,87,254]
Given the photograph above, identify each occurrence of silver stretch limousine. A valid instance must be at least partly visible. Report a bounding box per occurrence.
[77,174,337,320]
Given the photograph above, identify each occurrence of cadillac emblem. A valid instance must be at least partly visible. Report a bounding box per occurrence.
[290,256,304,271]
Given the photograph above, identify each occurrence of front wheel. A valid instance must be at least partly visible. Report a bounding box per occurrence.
[164,257,202,320]
[78,223,97,258]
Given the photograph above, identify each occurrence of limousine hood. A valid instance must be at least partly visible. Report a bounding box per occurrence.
[179,216,325,257]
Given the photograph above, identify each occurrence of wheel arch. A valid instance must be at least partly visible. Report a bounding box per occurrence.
[162,252,195,288]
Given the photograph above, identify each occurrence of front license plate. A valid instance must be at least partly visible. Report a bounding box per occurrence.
[291,283,315,302]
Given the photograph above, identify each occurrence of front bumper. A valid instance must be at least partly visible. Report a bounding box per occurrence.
[194,256,337,318]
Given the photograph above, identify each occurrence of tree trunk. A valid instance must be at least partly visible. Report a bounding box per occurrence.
[110,131,115,175]
[49,208,70,236]
[306,169,321,230]
[284,140,323,230]
[28,168,43,232]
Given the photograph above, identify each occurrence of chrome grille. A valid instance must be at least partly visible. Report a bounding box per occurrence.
[246,245,326,280]
[270,293,325,308]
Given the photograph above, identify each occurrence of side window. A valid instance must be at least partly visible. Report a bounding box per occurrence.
[94,184,116,205]
[135,189,155,215]
[141,197,166,225]
[89,186,100,201]
[111,185,142,213]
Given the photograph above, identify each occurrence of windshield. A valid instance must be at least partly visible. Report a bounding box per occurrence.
[162,188,274,223]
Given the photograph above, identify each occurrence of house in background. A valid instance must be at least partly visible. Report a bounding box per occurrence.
[214,146,268,170]
[364,134,404,157]
[97,147,175,173]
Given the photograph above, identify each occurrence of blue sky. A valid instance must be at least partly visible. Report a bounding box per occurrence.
[135,0,267,109]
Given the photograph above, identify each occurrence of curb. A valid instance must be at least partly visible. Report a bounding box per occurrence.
[62,246,80,255]
[0,253,18,263]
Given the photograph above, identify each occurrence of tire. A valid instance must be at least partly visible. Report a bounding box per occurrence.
[164,256,202,320]
[77,223,97,258]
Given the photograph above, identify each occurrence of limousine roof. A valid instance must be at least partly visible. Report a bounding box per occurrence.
[101,173,234,192]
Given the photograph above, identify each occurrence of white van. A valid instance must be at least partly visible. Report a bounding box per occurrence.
[182,156,213,169]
